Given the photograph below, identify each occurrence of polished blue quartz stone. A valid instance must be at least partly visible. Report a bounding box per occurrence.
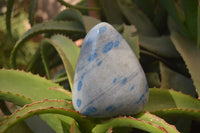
[72,22,149,117]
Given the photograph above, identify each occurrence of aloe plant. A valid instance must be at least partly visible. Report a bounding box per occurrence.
[0,0,200,132]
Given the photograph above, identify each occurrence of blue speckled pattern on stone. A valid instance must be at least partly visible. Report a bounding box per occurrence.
[72,22,149,117]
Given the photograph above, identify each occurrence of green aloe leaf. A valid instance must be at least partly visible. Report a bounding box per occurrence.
[45,9,85,38]
[40,43,52,79]
[10,21,85,68]
[160,62,196,97]
[0,99,94,133]
[0,69,72,105]
[28,0,38,26]
[82,16,101,33]
[6,121,34,133]
[40,112,83,133]
[52,68,68,83]
[145,88,200,127]
[170,31,200,96]
[140,49,168,65]
[56,115,75,133]
[157,0,182,24]
[39,114,73,133]
[135,112,179,133]
[117,0,158,36]
[145,88,200,112]
[70,120,81,133]
[25,47,46,75]
[146,72,160,88]
[0,90,32,106]
[134,0,156,20]
[157,0,188,37]
[153,5,168,34]
[100,0,124,24]
[139,35,180,58]
[52,67,66,79]
[6,0,14,38]
[92,112,179,133]
[54,9,84,26]
[122,24,140,59]
[0,67,72,132]
[105,127,112,133]
[153,108,200,122]
[40,35,80,90]
[181,0,198,39]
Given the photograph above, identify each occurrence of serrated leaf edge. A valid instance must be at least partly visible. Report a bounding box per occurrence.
[0,90,33,103]
[0,99,76,132]
[141,112,179,132]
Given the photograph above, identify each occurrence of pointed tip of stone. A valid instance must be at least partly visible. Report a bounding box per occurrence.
[96,22,110,26]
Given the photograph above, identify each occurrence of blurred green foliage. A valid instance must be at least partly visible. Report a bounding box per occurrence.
[0,0,200,132]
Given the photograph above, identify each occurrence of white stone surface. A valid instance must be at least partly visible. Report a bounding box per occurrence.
[72,22,149,117]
